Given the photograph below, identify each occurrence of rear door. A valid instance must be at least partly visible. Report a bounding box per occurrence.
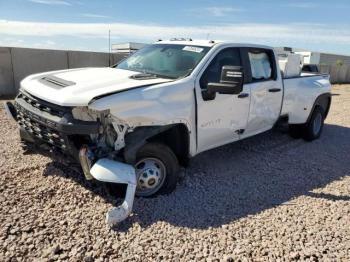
[241,48,283,137]
[195,47,251,153]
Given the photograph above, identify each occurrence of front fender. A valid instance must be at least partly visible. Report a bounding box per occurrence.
[88,81,194,131]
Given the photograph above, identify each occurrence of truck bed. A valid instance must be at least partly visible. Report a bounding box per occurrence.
[281,73,331,124]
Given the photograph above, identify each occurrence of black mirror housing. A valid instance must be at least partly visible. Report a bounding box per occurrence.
[221,66,243,84]
[207,66,243,95]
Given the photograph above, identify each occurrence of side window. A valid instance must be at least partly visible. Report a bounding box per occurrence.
[200,48,241,89]
[248,50,273,81]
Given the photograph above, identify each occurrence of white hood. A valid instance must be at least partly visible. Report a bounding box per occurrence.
[20,67,172,106]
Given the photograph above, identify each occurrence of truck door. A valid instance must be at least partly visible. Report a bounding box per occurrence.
[195,47,251,153]
[241,48,283,137]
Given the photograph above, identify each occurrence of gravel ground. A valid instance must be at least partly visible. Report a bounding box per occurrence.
[1,85,350,261]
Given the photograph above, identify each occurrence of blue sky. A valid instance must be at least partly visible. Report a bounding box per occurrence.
[0,0,350,54]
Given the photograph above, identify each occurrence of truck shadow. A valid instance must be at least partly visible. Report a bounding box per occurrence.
[43,123,350,230]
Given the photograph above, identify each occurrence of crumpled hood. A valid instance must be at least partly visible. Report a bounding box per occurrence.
[20,67,172,106]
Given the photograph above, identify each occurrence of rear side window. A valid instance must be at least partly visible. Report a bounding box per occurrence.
[248,51,272,81]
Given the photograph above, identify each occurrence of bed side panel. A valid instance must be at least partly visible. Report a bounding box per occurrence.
[282,76,331,124]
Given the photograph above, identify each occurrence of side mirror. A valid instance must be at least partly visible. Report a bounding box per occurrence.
[207,66,243,95]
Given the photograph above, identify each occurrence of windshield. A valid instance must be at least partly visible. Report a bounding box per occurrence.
[116,44,211,79]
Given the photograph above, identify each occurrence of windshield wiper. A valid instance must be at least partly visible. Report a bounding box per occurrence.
[130,73,158,80]
[129,72,174,80]
[151,73,176,79]
[142,71,176,79]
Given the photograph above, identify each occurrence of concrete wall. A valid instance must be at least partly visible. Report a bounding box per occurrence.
[0,47,14,96]
[320,53,350,65]
[319,64,350,84]
[11,48,68,94]
[68,51,109,68]
[5,45,348,96]
[0,46,126,98]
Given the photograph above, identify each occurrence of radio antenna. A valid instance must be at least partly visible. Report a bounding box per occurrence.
[108,29,111,67]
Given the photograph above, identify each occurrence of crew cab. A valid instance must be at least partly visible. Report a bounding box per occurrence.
[5,39,331,224]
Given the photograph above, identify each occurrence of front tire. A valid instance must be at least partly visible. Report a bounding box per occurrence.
[135,143,179,197]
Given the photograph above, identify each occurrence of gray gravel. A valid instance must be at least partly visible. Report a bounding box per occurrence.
[1,85,350,261]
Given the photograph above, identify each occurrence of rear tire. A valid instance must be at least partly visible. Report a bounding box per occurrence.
[303,106,325,141]
[135,143,179,197]
[288,124,304,138]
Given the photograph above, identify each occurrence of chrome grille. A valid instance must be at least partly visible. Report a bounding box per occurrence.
[16,107,67,150]
[17,92,66,117]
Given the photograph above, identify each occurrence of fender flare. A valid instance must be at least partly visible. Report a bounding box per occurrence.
[306,92,331,123]
[123,125,175,164]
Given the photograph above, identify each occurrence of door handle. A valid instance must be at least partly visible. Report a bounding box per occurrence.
[268,88,281,93]
[237,93,249,98]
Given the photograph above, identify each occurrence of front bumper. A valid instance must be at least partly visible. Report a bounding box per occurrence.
[8,90,101,162]
[4,94,136,226]
[6,91,137,225]
[90,158,136,225]
[4,101,17,123]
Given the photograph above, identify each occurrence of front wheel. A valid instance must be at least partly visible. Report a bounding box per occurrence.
[135,143,179,197]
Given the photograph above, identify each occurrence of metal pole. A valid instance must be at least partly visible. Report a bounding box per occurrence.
[108,29,111,66]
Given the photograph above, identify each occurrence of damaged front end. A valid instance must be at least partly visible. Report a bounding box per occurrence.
[73,107,138,225]
[6,90,137,225]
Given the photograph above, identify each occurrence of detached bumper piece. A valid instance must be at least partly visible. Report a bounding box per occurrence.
[90,158,136,225]
[3,101,17,123]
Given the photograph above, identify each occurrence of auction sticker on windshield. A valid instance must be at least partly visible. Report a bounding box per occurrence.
[183,46,204,53]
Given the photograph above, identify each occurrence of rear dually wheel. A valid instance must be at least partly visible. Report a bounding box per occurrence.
[288,106,325,141]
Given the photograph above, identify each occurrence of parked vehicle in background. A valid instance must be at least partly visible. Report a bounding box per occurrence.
[302,64,320,73]
[5,39,332,224]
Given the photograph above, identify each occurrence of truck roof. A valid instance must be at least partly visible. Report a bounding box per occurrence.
[154,39,272,50]
[157,39,219,47]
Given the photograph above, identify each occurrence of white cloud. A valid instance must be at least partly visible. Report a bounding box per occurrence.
[287,2,316,8]
[188,7,243,17]
[81,13,112,19]
[0,38,58,49]
[0,37,25,47]
[28,0,71,6]
[204,7,242,17]
[0,20,349,47]
[33,40,56,48]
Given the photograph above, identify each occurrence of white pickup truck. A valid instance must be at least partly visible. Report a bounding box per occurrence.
[5,39,331,224]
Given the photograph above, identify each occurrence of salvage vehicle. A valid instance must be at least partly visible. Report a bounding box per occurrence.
[5,39,332,224]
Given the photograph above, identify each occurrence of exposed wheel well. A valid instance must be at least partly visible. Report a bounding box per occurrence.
[147,124,190,167]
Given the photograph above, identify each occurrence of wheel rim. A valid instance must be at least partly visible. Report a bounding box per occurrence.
[135,157,166,196]
[313,113,322,135]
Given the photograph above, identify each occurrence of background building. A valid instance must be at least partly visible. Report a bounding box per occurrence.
[275,47,350,84]
[111,42,147,54]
